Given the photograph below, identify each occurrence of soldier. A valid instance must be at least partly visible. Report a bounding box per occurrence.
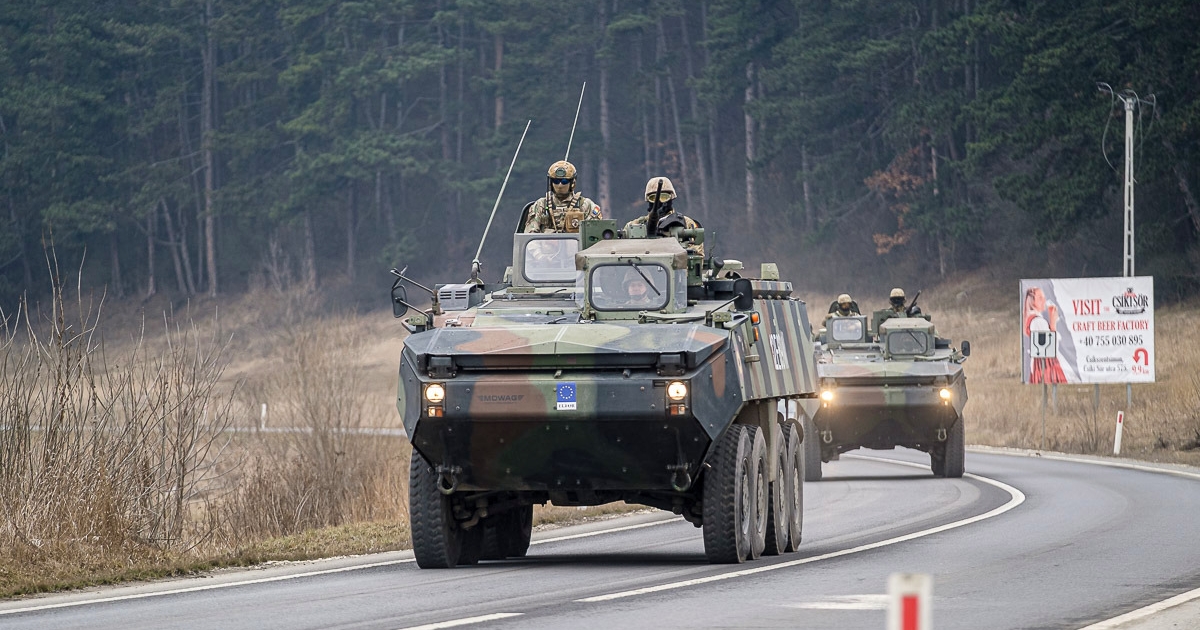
[624,176,704,255]
[524,160,602,233]
[885,287,922,317]
[824,293,860,322]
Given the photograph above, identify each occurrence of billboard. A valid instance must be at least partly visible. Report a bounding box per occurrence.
[1020,277,1154,384]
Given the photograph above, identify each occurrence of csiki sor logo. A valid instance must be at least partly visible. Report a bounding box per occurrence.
[1112,288,1149,315]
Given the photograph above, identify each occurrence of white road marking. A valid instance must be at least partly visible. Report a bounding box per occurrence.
[784,594,889,610]
[0,557,414,616]
[531,517,680,545]
[1076,585,1200,629]
[577,460,1026,603]
[0,516,679,617]
[395,612,523,630]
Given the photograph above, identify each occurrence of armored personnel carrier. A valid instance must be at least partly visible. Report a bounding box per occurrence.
[807,312,971,481]
[390,217,820,568]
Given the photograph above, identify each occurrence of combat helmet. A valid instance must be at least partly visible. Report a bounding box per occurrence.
[548,160,577,181]
[837,293,853,306]
[644,176,677,203]
[889,288,905,299]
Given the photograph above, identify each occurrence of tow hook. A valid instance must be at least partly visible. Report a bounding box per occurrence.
[667,464,693,492]
[822,430,833,444]
[436,465,462,495]
[936,428,947,442]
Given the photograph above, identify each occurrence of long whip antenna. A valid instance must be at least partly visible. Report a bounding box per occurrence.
[473,120,532,279]
[564,82,586,161]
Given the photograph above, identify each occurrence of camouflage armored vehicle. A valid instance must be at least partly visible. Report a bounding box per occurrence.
[807,312,971,481]
[391,216,820,568]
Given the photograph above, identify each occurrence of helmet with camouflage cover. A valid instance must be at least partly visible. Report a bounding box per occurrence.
[644,176,676,203]
[837,293,853,306]
[889,288,905,299]
[548,160,577,180]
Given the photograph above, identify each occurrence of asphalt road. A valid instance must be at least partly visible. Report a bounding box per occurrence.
[2,449,1198,630]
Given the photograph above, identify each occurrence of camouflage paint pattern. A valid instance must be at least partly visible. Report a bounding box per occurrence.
[812,316,968,457]
[397,231,819,498]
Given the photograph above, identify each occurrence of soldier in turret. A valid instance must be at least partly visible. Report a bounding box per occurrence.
[625,176,703,255]
[824,293,860,322]
[524,160,603,233]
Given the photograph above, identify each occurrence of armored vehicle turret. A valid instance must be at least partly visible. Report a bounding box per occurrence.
[391,217,820,568]
[807,311,971,481]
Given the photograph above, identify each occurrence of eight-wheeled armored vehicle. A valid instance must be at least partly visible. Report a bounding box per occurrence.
[391,217,820,568]
[807,312,971,481]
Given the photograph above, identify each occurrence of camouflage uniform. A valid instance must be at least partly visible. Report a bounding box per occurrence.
[624,211,704,256]
[525,193,603,233]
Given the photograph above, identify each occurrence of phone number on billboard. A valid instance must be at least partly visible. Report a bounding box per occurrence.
[1078,335,1146,347]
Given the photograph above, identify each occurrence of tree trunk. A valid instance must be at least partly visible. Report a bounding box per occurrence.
[109,232,125,299]
[456,18,465,230]
[802,143,813,232]
[161,198,190,295]
[702,1,719,190]
[744,61,757,224]
[202,0,218,297]
[661,20,691,204]
[638,43,651,181]
[494,34,504,132]
[346,183,357,282]
[598,0,612,212]
[302,210,317,292]
[146,208,156,298]
[678,11,709,217]
[653,29,663,174]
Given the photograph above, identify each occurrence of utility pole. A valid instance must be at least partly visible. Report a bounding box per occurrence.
[1098,84,1154,415]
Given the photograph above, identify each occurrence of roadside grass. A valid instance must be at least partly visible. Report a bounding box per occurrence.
[3,276,1196,599]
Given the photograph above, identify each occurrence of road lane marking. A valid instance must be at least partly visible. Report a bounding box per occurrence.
[531,517,681,545]
[784,594,889,610]
[577,461,1025,603]
[396,612,523,630]
[1076,585,1200,629]
[0,516,680,617]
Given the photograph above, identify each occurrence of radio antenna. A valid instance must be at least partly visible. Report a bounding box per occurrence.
[472,120,531,282]
[564,82,586,162]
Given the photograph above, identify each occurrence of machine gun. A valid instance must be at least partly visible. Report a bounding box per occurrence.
[905,290,923,317]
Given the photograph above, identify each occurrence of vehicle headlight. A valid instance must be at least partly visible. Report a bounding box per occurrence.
[820,389,835,403]
[424,383,446,403]
[667,381,688,401]
[938,388,952,400]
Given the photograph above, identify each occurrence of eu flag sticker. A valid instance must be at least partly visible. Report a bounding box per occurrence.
[556,382,577,411]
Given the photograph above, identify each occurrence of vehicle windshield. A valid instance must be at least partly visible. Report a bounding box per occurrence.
[523,237,580,282]
[830,318,865,342]
[887,330,928,355]
[589,263,670,311]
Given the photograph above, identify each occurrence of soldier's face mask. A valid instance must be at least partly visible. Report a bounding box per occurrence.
[890,297,905,308]
[551,178,573,186]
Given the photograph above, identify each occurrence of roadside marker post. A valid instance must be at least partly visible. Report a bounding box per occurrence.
[1114,411,1125,455]
[888,573,932,630]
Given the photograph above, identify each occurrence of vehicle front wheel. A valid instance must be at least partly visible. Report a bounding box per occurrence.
[702,424,753,564]
[747,425,769,560]
[409,451,463,569]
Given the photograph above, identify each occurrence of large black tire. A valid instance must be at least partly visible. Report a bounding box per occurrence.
[762,424,790,556]
[501,504,534,558]
[782,422,804,552]
[702,424,752,564]
[747,425,769,560]
[931,418,966,478]
[409,450,462,569]
[802,416,823,482]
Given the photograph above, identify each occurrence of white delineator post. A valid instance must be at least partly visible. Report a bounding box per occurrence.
[888,573,932,630]
[261,403,268,431]
[1114,411,1125,455]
